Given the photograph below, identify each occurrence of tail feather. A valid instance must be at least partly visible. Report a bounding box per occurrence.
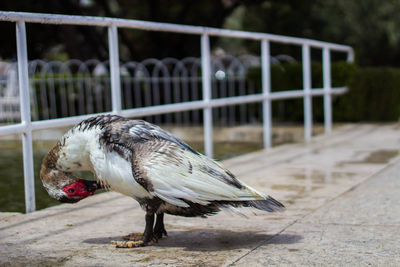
[246,196,285,212]
[217,195,285,213]
[167,197,285,217]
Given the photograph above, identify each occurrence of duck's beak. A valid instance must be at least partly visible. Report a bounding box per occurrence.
[58,195,81,203]
[82,180,102,192]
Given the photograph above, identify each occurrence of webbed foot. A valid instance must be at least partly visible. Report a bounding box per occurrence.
[111,240,147,248]
[122,232,143,241]
[112,212,167,248]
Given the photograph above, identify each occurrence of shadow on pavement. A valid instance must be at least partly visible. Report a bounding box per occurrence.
[84,229,302,251]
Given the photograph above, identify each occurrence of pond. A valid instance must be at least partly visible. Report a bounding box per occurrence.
[0,140,263,213]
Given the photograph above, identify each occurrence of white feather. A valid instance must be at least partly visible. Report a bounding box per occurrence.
[58,125,152,200]
[143,146,266,207]
[90,147,152,200]
[57,127,100,172]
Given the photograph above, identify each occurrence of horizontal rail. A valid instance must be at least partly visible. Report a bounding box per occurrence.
[0,87,347,135]
[0,97,20,104]
[0,11,353,52]
[122,100,204,118]
[0,123,27,135]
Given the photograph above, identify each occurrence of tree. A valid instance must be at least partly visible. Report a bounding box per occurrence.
[1,0,400,66]
[0,0,243,60]
[237,0,400,66]
[313,0,400,66]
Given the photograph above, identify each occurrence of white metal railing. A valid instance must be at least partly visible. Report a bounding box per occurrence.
[0,11,354,213]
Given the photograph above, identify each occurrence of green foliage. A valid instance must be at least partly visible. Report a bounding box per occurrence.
[247,62,400,122]
[0,0,240,60]
[334,67,400,121]
[2,1,400,67]
[236,0,400,67]
[312,0,400,66]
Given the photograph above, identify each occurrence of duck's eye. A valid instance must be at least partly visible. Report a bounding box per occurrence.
[68,189,75,193]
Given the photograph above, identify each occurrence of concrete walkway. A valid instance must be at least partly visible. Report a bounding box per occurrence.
[1,124,400,266]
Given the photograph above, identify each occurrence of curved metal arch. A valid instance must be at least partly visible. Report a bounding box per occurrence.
[41,60,69,75]
[28,59,48,76]
[75,60,91,74]
[63,59,84,75]
[123,61,151,78]
[181,57,201,77]
[56,61,73,76]
[121,61,138,76]
[270,56,280,65]
[238,54,261,69]
[161,57,188,78]
[83,59,108,75]
[141,58,171,78]
[211,57,226,72]
[275,54,296,63]
[1,62,18,97]
[220,55,246,76]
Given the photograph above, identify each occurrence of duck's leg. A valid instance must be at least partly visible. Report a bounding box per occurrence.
[153,213,168,239]
[112,211,155,248]
[122,210,157,241]
[141,210,155,243]
[117,213,167,247]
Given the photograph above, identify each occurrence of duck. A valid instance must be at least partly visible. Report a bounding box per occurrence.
[40,114,284,248]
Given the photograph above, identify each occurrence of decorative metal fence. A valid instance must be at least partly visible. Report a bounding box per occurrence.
[0,61,20,122]
[1,55,295,126]
[0,11,353,213]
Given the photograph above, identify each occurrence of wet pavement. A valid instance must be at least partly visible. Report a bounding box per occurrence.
[1,124,400,266]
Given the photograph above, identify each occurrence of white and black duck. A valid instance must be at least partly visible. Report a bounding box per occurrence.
[40,115,284,247]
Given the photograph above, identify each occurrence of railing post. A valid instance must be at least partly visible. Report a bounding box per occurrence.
[347,49,355,63]
[323,47,332,133]
[302,44,312,141]
[261,39,272,149]
[201,34,213,158]
[16,20,36,213]
[108,25,122,114]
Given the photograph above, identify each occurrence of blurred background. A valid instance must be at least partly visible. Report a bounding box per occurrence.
[1,0,399,212]
[1,0,399,124]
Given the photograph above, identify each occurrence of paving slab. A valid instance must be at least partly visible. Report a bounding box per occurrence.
[1,123,400,266]
[231,156,400,267]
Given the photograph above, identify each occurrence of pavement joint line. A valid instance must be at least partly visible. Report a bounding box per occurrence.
[227,147,400,266]
[227,124,361,165]
[309,223,400,227]
[14,205,135,245]
[234,124,380,177]
[221,124,357,166]
[0,194,125,232]
[225,218,302,267]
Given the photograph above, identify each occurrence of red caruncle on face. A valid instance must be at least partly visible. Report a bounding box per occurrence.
[62,179,94,199]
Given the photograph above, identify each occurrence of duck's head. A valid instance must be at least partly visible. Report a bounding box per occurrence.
[40,144,99,203]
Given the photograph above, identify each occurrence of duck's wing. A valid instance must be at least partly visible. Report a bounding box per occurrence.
[135,138,270,207]
[102,120,283,211]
